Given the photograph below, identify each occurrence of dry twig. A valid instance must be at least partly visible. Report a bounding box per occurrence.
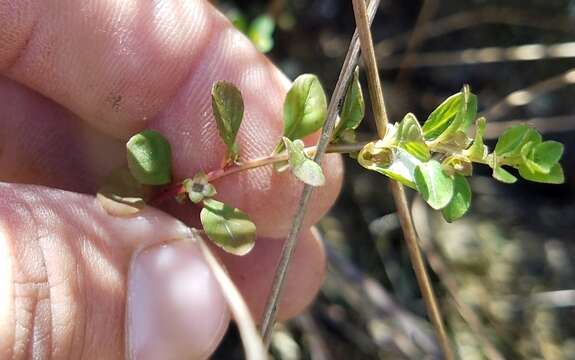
[351,0,454,358]
[260,0,382,346]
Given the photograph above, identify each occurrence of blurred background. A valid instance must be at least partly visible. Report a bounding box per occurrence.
[211,0,575,358]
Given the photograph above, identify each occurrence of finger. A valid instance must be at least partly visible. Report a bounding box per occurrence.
[0,77,124,192]
[0,183,229,359]
[215,229,326,322]
[0,0,344,237]
[127,240,230,360]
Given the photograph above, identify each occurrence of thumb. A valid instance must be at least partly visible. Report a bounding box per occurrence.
[0,183,229,359]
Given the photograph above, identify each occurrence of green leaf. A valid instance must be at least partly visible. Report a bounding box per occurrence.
[459,85,478,131]
[334,67,364,140]
[492,166,517,184]
[519,163,565,184]
[531,140,564,173]
[358,136,421,189]
[127,130,172,185]
[520,141,545,174]
[423,93,461,140]
[277,74,327,152]
[395,113,430,161]
[212,81,244,163]
[97,167,149,217]
[200,199,256,256]
[414,160,454,210]
[494,125,541,158]
[467,117,488,160]
[442,175,471,222]
[283,138,325,186]
[247,15,275,53]
[423,85,477,142]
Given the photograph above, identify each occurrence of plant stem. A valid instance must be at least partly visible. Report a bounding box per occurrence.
[259,0,382,347]
[207,142,366,182]
[152,133,493,206]
[351,0,454,359]
[390,183,454,359]
[151,142,368,205]
[352,0,389,138]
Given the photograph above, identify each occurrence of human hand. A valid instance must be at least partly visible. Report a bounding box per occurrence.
[0,1,343,358]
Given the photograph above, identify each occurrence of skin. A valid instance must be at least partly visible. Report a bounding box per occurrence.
[0,0,343,359]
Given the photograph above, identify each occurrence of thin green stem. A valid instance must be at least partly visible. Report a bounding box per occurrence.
[152,142,368,205]
[207,142,367,182]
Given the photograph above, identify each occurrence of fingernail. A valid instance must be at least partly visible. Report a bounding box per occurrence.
[127,240,230,360]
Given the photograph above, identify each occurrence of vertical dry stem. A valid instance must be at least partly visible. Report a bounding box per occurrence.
[351,0,454,358]
[259,0,382,347]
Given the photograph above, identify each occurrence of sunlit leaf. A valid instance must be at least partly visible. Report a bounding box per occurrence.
[283,137,325,186]
[395,113,430,161]
[442,175,471,222]
[200,199,256,256]
[127,130,172,185]
[492,166,517,184]
[520,141,545,174]
[531,140,564,173]
[466,117,488,160]
[414,160,454,209]
[423,85,477,142]
[277,74,327,152]
[494,124,541,158]
[519,163,565,184]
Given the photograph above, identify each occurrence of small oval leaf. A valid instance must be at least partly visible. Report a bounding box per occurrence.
[212,81,244,162]
[200,199,256,256]
[531,140,564,172]
[414,160,454,210]
[334,67,364,140]
[442,175,471,222]
[278,74,327,152]
[127,130,172,185]
[396,113,430,161]
[495,125,541,158]
[283,137,325,186]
